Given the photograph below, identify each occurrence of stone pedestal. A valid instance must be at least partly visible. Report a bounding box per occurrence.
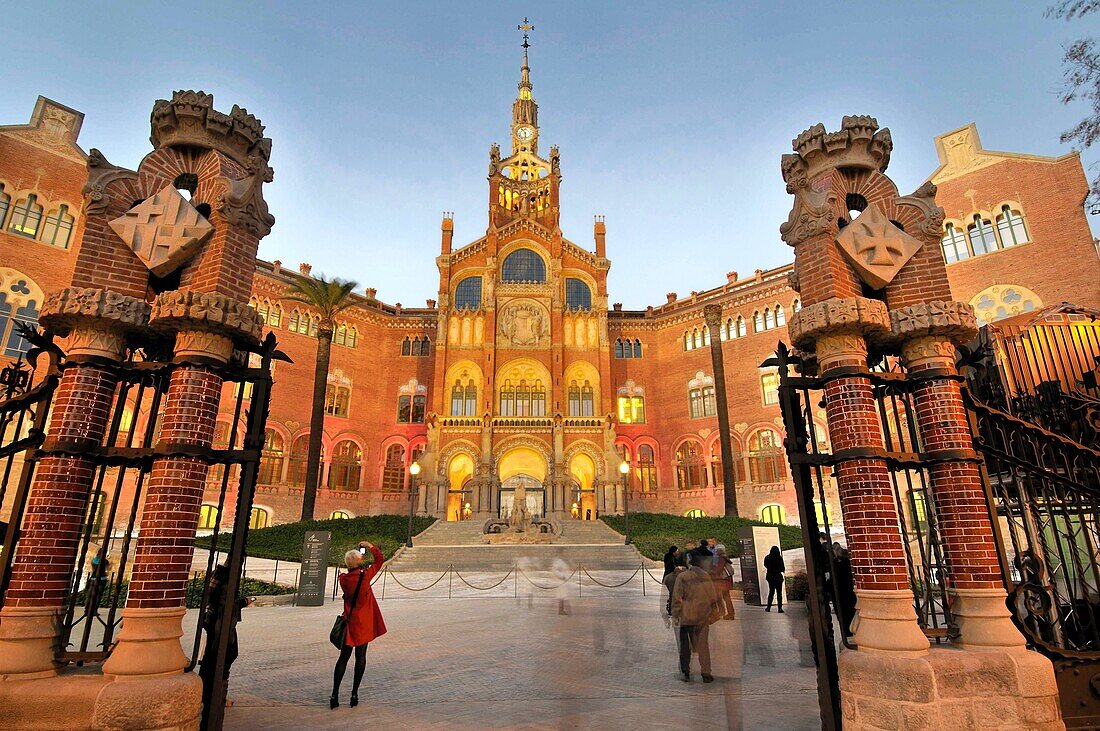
[840,646,1062,730]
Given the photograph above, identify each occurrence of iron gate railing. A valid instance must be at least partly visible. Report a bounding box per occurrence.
[965,388,1100,729]
[0,327,286,731]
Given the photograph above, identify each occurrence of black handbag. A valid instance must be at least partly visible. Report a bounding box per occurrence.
[329,568,366,649]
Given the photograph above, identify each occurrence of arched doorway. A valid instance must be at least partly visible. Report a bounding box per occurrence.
[498,446,546,520]
[569,452,597,520]
[446,452,475,522]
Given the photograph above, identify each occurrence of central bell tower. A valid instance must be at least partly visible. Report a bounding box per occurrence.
[489,18,560,232]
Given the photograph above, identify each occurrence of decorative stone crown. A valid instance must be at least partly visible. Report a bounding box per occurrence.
[149,289,264,345]
[40,287,151,335]
[150,90,271,168]
[781,115,893,187]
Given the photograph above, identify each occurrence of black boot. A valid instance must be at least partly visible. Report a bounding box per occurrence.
[350,693,359,708]
[329,694,339,710]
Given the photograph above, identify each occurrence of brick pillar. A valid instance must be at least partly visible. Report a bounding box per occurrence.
[813,326,929,655]
[900,332,1026,650]
[102,302,243,678]
[0,289,147,675]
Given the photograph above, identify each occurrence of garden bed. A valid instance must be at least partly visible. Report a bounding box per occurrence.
[601,512,803,562]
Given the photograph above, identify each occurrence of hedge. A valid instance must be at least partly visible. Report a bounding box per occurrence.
[601,512,803,562]
[196,514,436,566]
[76,574,293,610]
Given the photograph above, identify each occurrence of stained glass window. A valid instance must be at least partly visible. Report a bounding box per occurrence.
[501,248,546,283]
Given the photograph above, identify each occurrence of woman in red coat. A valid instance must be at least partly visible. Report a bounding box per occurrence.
[331,540,387,709]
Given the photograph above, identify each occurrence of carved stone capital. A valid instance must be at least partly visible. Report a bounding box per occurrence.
[816,333,868,371]
[900,336,957,371]
[217,164,275,238]
[703,303,723,329]
[787,296,890,351]
[889,300,978,345]
[174,329,234,364]
[40,287,150,359]
[896,181,945,238]
[149,289,263,346]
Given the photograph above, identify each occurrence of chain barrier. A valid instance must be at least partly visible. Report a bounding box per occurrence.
[517,566,578,590]
[579,566,642,589]
[382,568,451,592]
[452,565,515,591]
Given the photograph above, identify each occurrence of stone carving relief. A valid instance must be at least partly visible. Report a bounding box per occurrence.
[617,380,644,397]
[780,184,835,247]
[563,312,599,349]
[397,378,427,396]
[327,368,352,387]
[218,149,276,238]
[9,99,84,161]
[900,336,958,368]
[83,149,139,217]
[896,181,945,238]
[835,206,922,290]
[787,296,890,351]
[889,300,978,344]
[149,289,263,343]
[40,286,150,336]
[109,185,214,277]
[499,300,549,348]
[449,311,485,347]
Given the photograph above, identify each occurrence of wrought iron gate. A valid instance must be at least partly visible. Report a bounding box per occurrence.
[0,327,286,731]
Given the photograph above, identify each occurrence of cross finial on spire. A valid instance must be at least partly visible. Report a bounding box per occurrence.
[518,17,534,51]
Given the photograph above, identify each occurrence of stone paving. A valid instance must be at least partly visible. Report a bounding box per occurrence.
[197,588,823,730]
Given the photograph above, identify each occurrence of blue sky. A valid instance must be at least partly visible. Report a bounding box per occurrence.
[2,2,1096,308]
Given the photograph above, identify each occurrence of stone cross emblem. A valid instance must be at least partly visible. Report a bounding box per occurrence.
[109,185,214,277]
[835,206,922,290]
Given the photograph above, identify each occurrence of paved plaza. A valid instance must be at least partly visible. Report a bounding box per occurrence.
[202,589,822,730]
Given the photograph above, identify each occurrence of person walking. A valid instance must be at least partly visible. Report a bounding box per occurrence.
[711,544,736,620]
[662,545,679,579]
[671,551,721,682]
[199,564,251,722]
[331,540,386,709]
[763,545,785,613]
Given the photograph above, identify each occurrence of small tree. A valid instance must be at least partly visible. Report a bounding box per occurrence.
[284,274,359,521]
[1050,1,1100,212]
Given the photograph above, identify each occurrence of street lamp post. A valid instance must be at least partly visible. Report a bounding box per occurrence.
[619,460,632,545]
[406,461,421,548]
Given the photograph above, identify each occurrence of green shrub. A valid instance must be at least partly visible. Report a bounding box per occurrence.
[786,571,809,601]
[196,514,436,566]
[74,574,293,610]
[601,512,803,562]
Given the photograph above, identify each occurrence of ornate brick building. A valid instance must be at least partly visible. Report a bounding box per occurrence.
[0,49,1097,532]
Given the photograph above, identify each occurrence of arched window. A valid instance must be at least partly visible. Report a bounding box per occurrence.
[614,339,625,358]
[759,504,786,525]
[793,299,801,313]
[382,444,406,492]
[969,284,1043,326]
[567,380,595,417]
[761,372,780,406]
[346,327,358,348]
[703,327,711,346]
[330,510,352,520]
[40,204,74,248]
[0,185,9,228]
[676,441,706,490]
[754,311,764,333]
[8,194,42,238]
[397,392,427,423]
[636,445,657,492]
[617,444,633,490]
[501,248,546,283]
[764,308,776,330]
[684,508,706,518]
[775,305,785,327]
[683,332,691,351]
[617,394,645,424]
[198,504,219,530]
[287,435,322,487]
[565,278,592,311]
[688,385,716,419]
[503,379,546,417]
[966,215,998,255]
[941,223,969,263]
[709,439,745,488]
[402,336,431,357]
[328,440,362,490]
[996,205,1029,247]
[748,429,785,484]
[258,429,284,485]
[334,322,348,346]
[249,507,270,529]
[909,488,929,530]
[633,339,641,358]
[454,276,483,310]
[325,385,350,417]
[0,274,42,358]
[735,316,747,338]
[692,329,703,349]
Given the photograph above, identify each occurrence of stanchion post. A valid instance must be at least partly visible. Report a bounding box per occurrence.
[641,562,646,597]
[448,564,453,599]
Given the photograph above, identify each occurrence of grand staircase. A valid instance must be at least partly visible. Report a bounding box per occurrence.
[386,519,658,572]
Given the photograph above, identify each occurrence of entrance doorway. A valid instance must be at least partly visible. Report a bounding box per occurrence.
[499,474,544,520]
[569,452,597,520]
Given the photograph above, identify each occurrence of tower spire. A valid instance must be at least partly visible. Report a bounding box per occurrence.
[518,17,534,94]
[511,17,538,151]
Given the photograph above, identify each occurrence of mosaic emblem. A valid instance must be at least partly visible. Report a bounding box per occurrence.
[835,206,922,290]
[109,185,214,277]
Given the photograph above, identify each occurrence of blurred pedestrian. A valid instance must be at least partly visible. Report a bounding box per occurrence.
[763,545,785,613]
[662,545,679,579]
[832,542,856,637]
[331,541,386,709]
[199,564,251,721]
[671,551,721,682]
[711,544,736,620]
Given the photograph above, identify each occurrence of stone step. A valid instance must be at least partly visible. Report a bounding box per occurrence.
[387,543,656,572]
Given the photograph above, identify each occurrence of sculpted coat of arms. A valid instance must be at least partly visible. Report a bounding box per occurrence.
[835,206,923,290]
[500,301,548,347]
[109,185,214,277]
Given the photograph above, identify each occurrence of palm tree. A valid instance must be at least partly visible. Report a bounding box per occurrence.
[284,274,359,521]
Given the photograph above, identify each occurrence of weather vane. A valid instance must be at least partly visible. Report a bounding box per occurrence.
[518,17,534,49]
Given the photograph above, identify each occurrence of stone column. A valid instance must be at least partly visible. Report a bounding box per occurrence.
[0,288,147,676]
[703,304,739,517]
[102,292,257,678]
[896,314,1027,651]
[792,299,930,655]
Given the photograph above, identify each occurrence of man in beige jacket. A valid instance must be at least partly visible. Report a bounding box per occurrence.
[671,551,720,682]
